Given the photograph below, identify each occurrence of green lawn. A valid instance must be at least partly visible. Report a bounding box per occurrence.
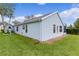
[0,32,79,56]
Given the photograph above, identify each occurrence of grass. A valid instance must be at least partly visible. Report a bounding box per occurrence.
[0,32,79,56]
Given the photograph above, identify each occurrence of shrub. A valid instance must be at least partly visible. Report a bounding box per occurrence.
[1,29,4,33]
[66,29,79,35]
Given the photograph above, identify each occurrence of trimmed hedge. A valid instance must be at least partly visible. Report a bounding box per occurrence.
[66,29,79,35]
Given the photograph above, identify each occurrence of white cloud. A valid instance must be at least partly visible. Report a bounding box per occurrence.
[14,16,25,21]
[37,3,46,5]
[0,14,44,25]
[72,3,79,8]
[75,16,79,19]
[60,7,79,26]
[11,16,25,25]
[0,16,25,25]
[60,7,79,18]
[34,14,43,17]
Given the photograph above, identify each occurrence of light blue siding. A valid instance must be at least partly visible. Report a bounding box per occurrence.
[14,22,41,41]
[14,13,65,41]
[41,13,65,41]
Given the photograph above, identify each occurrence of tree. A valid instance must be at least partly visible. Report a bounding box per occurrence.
[5,4,15,24]
[0,4,6,30]
[3,21,8,27]
[67,24,73,29]
[74,18,79,29]
[12,20,21,25]
[5,4,15,32]
[0,3,15,32]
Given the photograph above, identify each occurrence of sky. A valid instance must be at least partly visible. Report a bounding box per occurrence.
[3,3,79,26]
[14,3,72,16]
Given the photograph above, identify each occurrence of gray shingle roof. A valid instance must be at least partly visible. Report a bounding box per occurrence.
[14,12,60,26]
[23,13,52,23]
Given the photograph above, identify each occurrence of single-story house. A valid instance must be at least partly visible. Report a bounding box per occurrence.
[4,24,14,33]
[0,15,14,33]
[14,12,66,41]
[0,23,14,33]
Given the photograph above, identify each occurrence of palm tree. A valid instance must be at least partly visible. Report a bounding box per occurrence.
[0,4,6,30]
[5,4,15,24]
[0,3,15,32]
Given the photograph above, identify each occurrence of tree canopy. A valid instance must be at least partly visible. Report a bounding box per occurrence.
[0,4,15,16]
[0,3,15,31]
[74,18,79,29]
[12,20,21,25]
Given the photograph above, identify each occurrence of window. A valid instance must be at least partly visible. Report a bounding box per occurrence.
[57,26,58,32]
[64,26,66,32]
[22,24,25,29]
[25,24,27,33]
[16,26,18,32]
[53,24,56,33]
[60,26,62,32]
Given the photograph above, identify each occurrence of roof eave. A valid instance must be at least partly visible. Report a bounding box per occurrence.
[14,19,42,26]
[41,11,58,20]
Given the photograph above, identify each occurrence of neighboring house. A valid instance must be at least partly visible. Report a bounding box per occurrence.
[0,15,14,33]
[4,24,14,33]
[14,12,66,41]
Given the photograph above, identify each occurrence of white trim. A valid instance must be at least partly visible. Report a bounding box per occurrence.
[42,11,58,20]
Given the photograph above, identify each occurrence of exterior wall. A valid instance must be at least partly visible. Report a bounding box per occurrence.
[14,22,41,41]
[14,13,65,41]
[41,13,65,41]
